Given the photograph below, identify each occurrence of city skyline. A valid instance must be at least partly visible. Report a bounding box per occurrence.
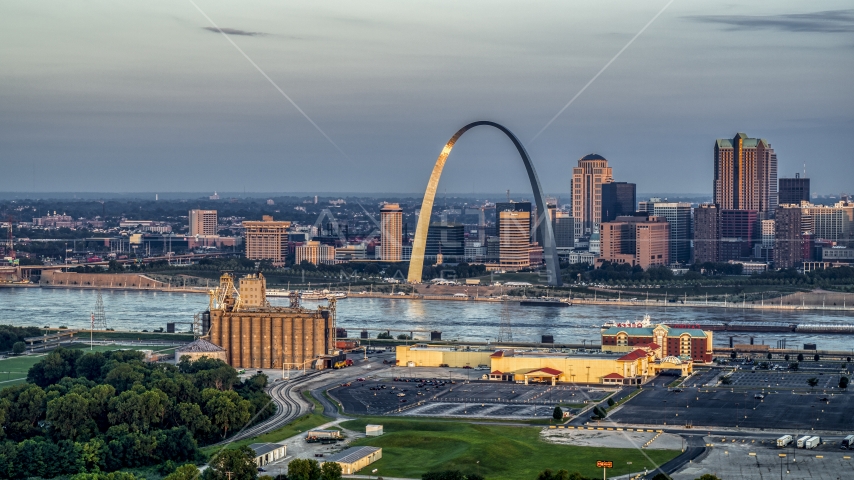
[2,1,852,194]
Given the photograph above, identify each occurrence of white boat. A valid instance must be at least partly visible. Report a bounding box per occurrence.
[300,290,326,300]
[300,289,347,300]
[266,289,292,297]
[602,313,652,329]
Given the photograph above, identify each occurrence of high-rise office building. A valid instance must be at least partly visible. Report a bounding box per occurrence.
[774,206,803,268]
[638,201,692,265]
[553,211,574,248]
[571,154,613,239]
[601,182,636,222]
[295,240,336,265]
[599,216,670,269]
[499,210,531,270]
[495,202,532,240]
[779,174,810,205]
[693,204,720,264]
[244,216,291,266]
[800,202,854,245]
[189,209,218,236]
[425,223,465,261]
[713,133,777,218]
[719,210,758,261]
[379,203,403,261]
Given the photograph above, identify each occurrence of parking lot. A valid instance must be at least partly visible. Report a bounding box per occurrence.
[609,386,854,431]
[330,372,616,419]
[727,371,842,389]
[673,435,854,480]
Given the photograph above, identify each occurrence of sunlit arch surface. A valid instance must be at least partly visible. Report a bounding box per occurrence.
[407,121,562,286]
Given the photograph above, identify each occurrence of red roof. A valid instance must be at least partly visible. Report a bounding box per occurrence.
[603,373,624,379]
[617,349,649,361]
[526,367,562,376]
[490,370,504,375]
[490,350,504,358]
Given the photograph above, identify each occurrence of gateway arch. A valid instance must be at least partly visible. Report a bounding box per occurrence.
[407,121,562,286]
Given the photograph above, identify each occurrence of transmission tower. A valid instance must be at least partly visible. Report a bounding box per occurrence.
[497,305,513,343]
[93,292,107,330]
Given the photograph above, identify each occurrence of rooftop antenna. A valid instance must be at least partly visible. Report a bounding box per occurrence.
[506,189,510,202]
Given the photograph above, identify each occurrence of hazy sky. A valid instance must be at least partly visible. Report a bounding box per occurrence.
[1,1,852,196]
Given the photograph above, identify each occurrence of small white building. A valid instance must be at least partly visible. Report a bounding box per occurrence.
[366,424,383,436]
[249,443,286,466]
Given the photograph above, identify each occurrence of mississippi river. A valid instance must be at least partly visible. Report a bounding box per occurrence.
[2,288,854,351]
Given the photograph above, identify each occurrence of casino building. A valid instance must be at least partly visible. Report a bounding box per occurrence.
[396,342,694,386]
[600,324,713,363]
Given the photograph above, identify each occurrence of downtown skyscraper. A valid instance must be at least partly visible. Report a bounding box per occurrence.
[713,132,778,218]
[571,154,613,240]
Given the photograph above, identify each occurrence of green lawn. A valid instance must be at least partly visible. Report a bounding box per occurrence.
[341,417,679,480]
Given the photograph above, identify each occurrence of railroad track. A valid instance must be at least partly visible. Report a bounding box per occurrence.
[211,371,322,446]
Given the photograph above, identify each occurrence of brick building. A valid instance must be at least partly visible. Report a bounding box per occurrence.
[601,324,713,363]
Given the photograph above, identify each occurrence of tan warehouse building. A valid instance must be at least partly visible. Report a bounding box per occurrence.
[206,273,335,369]
[396,344,692,385]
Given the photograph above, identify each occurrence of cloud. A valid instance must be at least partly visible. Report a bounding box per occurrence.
[202,27,264,36]
[687,9,854,33]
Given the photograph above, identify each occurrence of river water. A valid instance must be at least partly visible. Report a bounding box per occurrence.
[1,288,854,351]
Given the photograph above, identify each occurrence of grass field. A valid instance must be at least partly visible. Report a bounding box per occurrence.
[341,417,679,479]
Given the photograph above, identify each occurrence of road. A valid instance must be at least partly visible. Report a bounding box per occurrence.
[214,350,397,447]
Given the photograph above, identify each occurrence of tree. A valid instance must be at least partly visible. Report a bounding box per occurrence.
[730,352,737,359]
[0,383,46,440]
[766,352,772,360]
[807,378,819,389]
[784,354,790,361]
[720,376,732,385]
[651,474,672,480]
[377,332,393,340]
[163,463,201,480]
[607,397,615,407]
[12,341,25,355]
[107,389,170,433]
[422,472,465,480]
[202,389,252,438]
[76,352,107,380]
[320,461,342,480]
[536,469,578,480]
[46,392,97,441]
[694,475,722,480]
[553,406,563,420]
[814,354,820,362]
[797,353,804,362]
[288,458,321,480]
[840,376,850,389]
[204,446,257,480]
[176,402,214,441]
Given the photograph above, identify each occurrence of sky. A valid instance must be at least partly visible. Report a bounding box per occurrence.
[1,1,852,196]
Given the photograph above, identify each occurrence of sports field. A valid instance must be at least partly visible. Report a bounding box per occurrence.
[342,417,679,479]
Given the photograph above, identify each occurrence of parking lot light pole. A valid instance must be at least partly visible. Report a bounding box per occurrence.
[779,453,785,480]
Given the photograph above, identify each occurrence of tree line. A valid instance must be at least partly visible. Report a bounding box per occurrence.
[0,348,273,479]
